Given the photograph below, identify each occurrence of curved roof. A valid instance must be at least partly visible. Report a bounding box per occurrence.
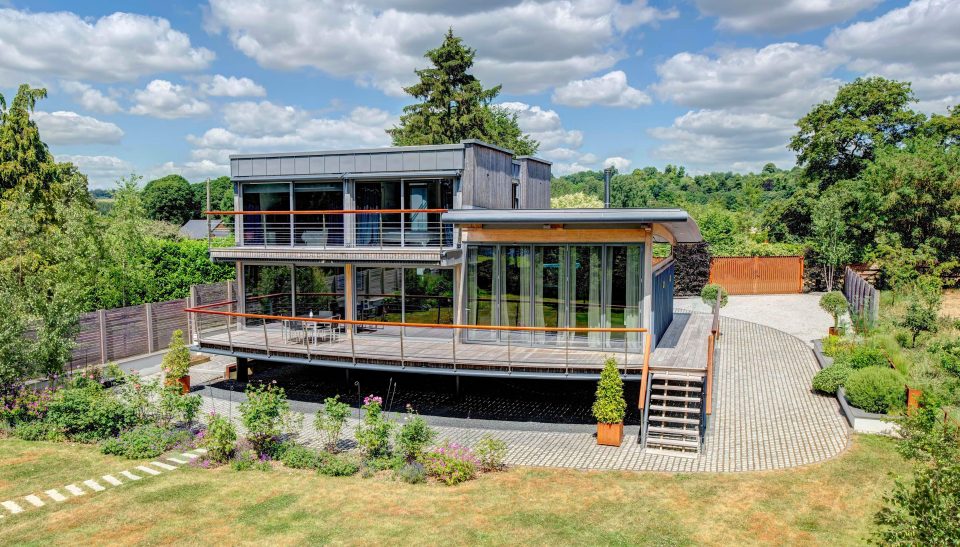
[441,208,703,243]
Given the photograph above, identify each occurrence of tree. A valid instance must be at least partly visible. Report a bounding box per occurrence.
[551,192,603,208]
[810,194,852,291]
[191,176,234,218]
[142,174,197,225]
[592,357,626,424]
[790,77,926,188]
[388,29,538,155]
[99,175,155,308]
[819,291,848,331]
[902,276,942,346]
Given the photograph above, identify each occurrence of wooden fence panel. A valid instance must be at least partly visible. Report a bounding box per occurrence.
[844,267,879,325]
[709,256,804,295]
[104,305,150,361]
[68,311,102,371]
[151,299,189,350]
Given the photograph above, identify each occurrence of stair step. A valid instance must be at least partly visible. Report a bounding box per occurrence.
[652,383,701,393]
[649,404,701,414]
[647,425,700,437]
[651,394,701,403]
[648,415,700,425]
[651,373,703,383]
[646,436,700,449]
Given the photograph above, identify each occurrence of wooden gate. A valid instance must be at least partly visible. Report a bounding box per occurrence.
[709,256,804,295]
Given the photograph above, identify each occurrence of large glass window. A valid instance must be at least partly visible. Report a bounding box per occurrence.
[605,246,643,348]
[466,246,496,341]
[294,266,345,319]
[534,246,564,343]
[404,268,453,338]
[356,267,403,331]
[500,246,532,341]
[571,246,604,347]
[242,183,290,245]
[356,181,400,246]
[294,182,343,247]
[243,264,292,324]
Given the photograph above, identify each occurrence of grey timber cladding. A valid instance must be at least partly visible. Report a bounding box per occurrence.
[522,159,551,208]
[462,143,515,209]
[230,146,465,179]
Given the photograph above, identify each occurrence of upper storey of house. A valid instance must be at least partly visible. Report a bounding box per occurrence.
[209,140,551,263]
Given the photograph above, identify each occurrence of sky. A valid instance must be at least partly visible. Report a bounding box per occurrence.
[1,0,958,188]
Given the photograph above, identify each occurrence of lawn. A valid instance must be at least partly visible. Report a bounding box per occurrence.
[0,435,903,546]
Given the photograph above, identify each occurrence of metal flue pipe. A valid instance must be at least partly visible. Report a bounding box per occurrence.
[603,167,612,208]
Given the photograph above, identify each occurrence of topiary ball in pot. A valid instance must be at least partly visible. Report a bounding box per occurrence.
[843,366,906,414]
[700,283,728,309]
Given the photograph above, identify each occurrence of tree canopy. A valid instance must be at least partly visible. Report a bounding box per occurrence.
[142,174,197,226]
[388,29,538,156]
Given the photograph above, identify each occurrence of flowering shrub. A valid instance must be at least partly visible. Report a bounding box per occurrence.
[395,406,435,461]
[239,382,301,455]
[314,395,350,452]
[356,395,393,458]
[1,386,55,426]
[396,461,427,484]
[202,413,237,463]
[13,420,63,442]
[474,435,508,471]
[46,381,137,443]
[232,448,271,471]
[423,441,479,485]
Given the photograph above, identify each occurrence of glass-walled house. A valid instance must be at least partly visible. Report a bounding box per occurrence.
[190,140,701,380]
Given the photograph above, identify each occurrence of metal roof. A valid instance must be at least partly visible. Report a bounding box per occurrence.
[441,208,703,243]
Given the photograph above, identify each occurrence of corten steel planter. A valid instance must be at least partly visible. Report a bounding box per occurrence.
[828,327,839,336]
[596,422,624,447]
[169,376,190,394]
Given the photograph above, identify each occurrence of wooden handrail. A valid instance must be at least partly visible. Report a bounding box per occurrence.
[186,304,650,334]
[206,209,449,216]
[705,333,715,415]
[638,330,653,409]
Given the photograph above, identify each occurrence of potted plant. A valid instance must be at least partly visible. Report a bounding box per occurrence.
[700,283,729,309]
[819,291,849,336]
[592,357,626,447]
[161,329,192,394]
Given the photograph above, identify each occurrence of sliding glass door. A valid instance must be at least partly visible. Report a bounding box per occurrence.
[466,246,496,341]
[571,246,603,347]
[605,246,643,349]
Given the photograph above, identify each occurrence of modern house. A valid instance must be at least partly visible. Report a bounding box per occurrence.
[187,140,711,453]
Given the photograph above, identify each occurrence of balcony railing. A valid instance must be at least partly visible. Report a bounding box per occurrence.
[186,300,651,379]
[205,209,455,249]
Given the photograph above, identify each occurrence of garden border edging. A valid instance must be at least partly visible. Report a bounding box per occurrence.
[813,339,897,435]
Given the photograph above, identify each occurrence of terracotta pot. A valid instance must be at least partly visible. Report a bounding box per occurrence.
[176,375,190,394]
[596,422,624,447]
[828,327,838,336]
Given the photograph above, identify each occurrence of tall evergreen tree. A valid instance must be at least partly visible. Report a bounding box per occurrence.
[388,29,538,155]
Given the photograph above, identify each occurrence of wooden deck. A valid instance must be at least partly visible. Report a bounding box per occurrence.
[194,313,712,378]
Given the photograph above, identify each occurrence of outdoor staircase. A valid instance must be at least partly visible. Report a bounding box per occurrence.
[641,372,706,456]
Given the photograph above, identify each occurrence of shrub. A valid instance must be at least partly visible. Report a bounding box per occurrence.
[844,366,906,414]
[895,330,912,349]
[46,383,137,443]
[930,339,960,376]
[159,386,202,427]
[239,382,301,456]
[592,358,626,424]
[314,395,350,452]
[424,441,479,486]
[395,407,435,461]
[843,345,889,369]
[13,420,64,442]
[474,435,508,472]
[821,335,854,358]
[202,413,237,463]
[819,291,848,329]
[396,462,427,484]
[355,395,393,458]
[232,449,271,471]
[319,453,361,477]
[280,444,325,470]
[812,365,852,394]
[700,283,728,308]
[161,330,191,380]
[100,424,187,459]
[0,386,55,426]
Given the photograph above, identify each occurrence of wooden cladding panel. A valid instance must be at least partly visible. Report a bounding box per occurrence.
[709,256,803,295]
[463,144,514,209]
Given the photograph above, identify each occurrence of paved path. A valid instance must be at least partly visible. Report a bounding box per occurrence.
[197,315,850,473]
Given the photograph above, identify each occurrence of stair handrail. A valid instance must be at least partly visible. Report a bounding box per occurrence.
[705,289,721,415]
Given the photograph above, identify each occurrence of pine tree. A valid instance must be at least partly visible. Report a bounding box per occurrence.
[388,29,538,155]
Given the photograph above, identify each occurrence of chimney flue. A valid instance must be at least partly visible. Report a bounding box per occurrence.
[603,167,612,208]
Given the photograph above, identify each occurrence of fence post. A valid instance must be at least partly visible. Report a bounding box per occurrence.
[146,302,155,353]
[98,309,107,365]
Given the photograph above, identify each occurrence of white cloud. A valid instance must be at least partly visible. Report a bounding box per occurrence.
[649,42,843,172]
[694,0,879,34]
[130,80,212,119]
[150,160,230,182]
[205,0,675,95]
[198,74,267,97]
[498,101,609,175]
[57,154,133,188]
[0,9,213,85]
[826,0,960,113]
[603,156,631,172]
[59,81,122,114]
[222,101,307,135]
[552,70,651,108]
[33,111,124,145]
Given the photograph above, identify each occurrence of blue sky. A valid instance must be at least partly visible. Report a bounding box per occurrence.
[2,0,957,188]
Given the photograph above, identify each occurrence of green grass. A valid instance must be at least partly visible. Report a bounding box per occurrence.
[0,435,905,545]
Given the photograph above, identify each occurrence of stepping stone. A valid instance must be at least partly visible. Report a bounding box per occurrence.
[65,484,85,496]
[181,453,199,460]
[102,475,123,486]
[135,465,161,476]
[120,470,142,481]
[83,479,105,492]
[167,457,188,464]
[151,461,177,471]
[44,489,67,502]
[24,495,45,508]
[1,500,24,514]
[193,448,208,454]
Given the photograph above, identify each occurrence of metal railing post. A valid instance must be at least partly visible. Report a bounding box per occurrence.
[262,319,271,357]
[565,331,570,375]
[399,327,405,367]
[261,213,267,247]
[506,333,512,374]
[451,327,457,371]
[225,316,234,353]
[350,325,356,365]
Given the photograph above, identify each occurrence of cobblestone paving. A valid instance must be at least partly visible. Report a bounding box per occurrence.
[195,315,850,472]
